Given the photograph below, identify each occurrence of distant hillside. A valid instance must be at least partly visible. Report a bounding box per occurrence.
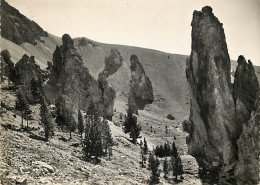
[1,0,48,45]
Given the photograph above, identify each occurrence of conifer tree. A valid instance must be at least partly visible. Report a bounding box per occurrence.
[40,96,53,141]
[144,138,148,155]
[82,116,113,163]
[30,78,42,104]
[148,153,160,184]
[24,106,32,130]
[163,158,169,178]
[123,110,141,144]
[171,141,184,181]
[102,119,113,154]
[78,110,84,143]
[140,150,145,168]
[15,91,29,128]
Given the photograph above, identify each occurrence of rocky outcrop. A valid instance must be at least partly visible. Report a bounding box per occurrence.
[99,49,123,79]
[235,99,259,184]
[186,6,259,183]
[47,34,115,123]
[233,57,259,184]
[1,0,48,45]
[14,54,43,86]
[128,55,154,114]
[233,56,260,113]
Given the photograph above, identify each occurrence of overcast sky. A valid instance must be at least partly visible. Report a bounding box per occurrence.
[6,0,260,66]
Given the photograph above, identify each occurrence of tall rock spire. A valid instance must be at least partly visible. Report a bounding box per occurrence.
[186,6,259,183]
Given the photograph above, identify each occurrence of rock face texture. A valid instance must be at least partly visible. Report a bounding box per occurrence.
[233,56,260,113]
[233,58,259,184]
[186,6,239,166]
[128,55,154,114]
[235,99,259,184]
[47,34,115,124]
[99,49,123,79]
[1,0,48,45]
[186,6,259,182]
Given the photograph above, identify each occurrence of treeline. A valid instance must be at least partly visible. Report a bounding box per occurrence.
[148,141,184,184]
[82,114,113,163]
[154,142,171,158]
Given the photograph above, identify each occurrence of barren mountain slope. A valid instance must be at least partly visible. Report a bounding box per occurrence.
[0,34,61,68]
[74,38,190,119]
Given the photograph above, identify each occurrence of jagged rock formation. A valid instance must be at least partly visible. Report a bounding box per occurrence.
[128,55,154,114]
[47,34,115,124]
[1,0,48,45]
[186,6,259,183]
[233,58,259,184]
[233,56,260,113]
[14,54,43,86]
[235,99,259,184]
[99,49,123,79]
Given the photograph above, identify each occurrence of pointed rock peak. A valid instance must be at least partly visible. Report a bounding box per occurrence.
[201,6,213,15]
[130,55,139,62]
[62,34,74,51]
[130,55,140,71]
[237,55,247,64]
[234,56,259,112]
[237,56,255,71]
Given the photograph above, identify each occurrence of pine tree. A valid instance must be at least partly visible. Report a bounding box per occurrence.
[40,96,53,141]
[171,141,183,181]
[78,110,84,143]
[30,78,42,104]
[140,150,145,168]
[144,138,148,155]
[15,92,29,128]
[123,110,141,144]
[102,119,113,154]
[67,115,76,140]
[83,116,113,163]
[24,106,32,130]
[163,158,169,178]
[149,153,160,184]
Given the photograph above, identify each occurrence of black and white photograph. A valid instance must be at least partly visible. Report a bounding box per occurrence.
[0,0,259,184]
